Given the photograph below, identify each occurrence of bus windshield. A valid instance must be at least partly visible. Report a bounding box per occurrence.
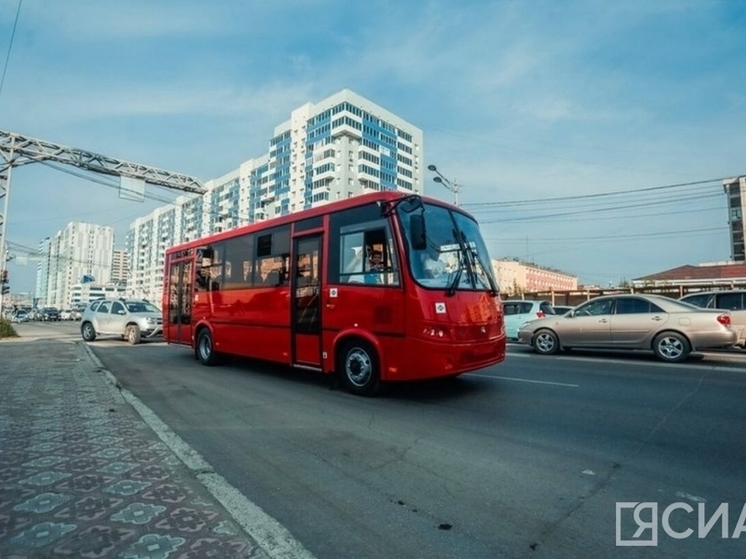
[397,202,498,293]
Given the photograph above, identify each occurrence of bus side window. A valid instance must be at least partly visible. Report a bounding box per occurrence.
[338,228,399,285]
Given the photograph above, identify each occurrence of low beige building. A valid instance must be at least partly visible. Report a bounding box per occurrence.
[492,259,578,296]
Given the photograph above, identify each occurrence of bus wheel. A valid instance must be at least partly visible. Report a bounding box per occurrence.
[196,329,219,366]
[338,340,380,396]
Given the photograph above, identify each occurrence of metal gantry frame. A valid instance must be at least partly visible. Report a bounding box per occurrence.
[0,128,206,315]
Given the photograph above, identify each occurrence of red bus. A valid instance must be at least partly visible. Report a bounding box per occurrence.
[163,191,506,395]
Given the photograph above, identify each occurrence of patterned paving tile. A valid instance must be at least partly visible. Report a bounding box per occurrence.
[54,495,125,522]
[121,533,186,559]
[52,524,138,558]
[0,341,273,559]
[14,492,71,514]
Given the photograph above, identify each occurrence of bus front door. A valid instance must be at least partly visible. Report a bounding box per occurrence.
[292,235,322,367]
[167,260,194,346]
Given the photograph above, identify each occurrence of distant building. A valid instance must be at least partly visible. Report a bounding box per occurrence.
[111,248,130,285]
[69,283,127,307]
[724,176,746,261]
[127,88,425,301]
[34,237,51,302]
[36,222,115,308]
[492,259,578,295]
[632,261,746,288]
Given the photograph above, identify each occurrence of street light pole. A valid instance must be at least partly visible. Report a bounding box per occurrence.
[427,164,461,206]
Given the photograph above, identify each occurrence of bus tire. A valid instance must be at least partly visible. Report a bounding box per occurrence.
[196,328,219,366]
[338,339,381,396]
[126,324,141,345]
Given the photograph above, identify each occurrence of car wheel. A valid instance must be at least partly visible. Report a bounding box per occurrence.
[126,324,142,345]
[196,329,219,366]
[81,322,96,342]
[653,331,690,362]
[533,329,559,355]
[338,339,381,396]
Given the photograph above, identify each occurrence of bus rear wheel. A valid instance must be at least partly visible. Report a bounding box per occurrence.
[196,329,219,366]
[338,340,380,396]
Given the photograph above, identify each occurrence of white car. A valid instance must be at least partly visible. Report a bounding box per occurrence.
[80,299,163,344]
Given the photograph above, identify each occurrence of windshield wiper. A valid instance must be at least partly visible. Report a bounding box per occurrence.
[446,264,463,297]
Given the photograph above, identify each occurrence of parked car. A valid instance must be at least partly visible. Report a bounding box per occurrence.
[11,310,29,323]
[679,289,746,348]
[80,298,163,344]
[41,307,61,321]
[502,299,556,340]
[517,294,736,362]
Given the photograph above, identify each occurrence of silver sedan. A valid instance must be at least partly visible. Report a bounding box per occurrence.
[517,294,737,362]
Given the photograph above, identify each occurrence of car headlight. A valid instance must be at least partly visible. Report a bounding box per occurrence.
[145,317,157,324]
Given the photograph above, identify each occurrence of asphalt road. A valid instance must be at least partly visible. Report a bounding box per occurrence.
[15,322,746,558]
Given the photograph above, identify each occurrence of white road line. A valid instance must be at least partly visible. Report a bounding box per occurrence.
[507,351,746,374]
[467,373,579,388]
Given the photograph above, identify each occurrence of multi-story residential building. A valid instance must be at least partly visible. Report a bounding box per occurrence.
[111,248,130,285]
[724,176,746,261]
[37,222,115,308]
[127,89,424,301]
[492,258,578,295]
[34,237,51,303]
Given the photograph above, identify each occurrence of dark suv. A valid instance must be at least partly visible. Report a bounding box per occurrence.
[42,307,61,321]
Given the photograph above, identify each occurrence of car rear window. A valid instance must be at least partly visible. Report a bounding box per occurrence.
[539,302,556,315]
[716,292,746,311]
[503,302,533,315]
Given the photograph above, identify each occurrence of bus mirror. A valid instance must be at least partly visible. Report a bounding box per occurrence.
[409,215,427,250]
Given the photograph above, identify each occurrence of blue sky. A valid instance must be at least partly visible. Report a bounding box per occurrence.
[1,0,744,294]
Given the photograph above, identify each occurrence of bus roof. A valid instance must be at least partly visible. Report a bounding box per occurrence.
[166,191,473,254]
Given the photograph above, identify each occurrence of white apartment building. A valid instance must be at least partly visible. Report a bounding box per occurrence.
[111,248,130,284]
[34,237,51,302]
[127,89,424,301]
[37,222,115,308]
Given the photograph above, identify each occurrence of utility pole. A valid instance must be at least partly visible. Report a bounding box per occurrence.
[0,129,206,316]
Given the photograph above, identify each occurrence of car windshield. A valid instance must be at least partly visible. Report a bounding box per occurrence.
[126,302,160,313]
[397,201,498,292]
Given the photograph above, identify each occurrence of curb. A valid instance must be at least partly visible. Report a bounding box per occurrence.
[80,341,317,559]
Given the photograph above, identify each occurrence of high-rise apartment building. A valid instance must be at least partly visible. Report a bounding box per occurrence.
[127,89,424,301]
[111,249,130,285]
[34,237,51,302]
[36,222,115,307]
[724,176,746,261]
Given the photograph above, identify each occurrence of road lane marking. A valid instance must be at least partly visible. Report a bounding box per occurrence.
[467,373,579,388]
[506,350,746,374]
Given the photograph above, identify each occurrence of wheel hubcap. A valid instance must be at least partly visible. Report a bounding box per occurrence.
[658,337,683,359]
[346,349,371,387]
[536,333,555,352]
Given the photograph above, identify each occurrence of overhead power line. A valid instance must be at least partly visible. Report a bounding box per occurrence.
[462,177,729,209]
[0,0,22,102]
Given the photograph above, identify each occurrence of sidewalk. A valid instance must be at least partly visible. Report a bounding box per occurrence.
[0,337,285,559]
